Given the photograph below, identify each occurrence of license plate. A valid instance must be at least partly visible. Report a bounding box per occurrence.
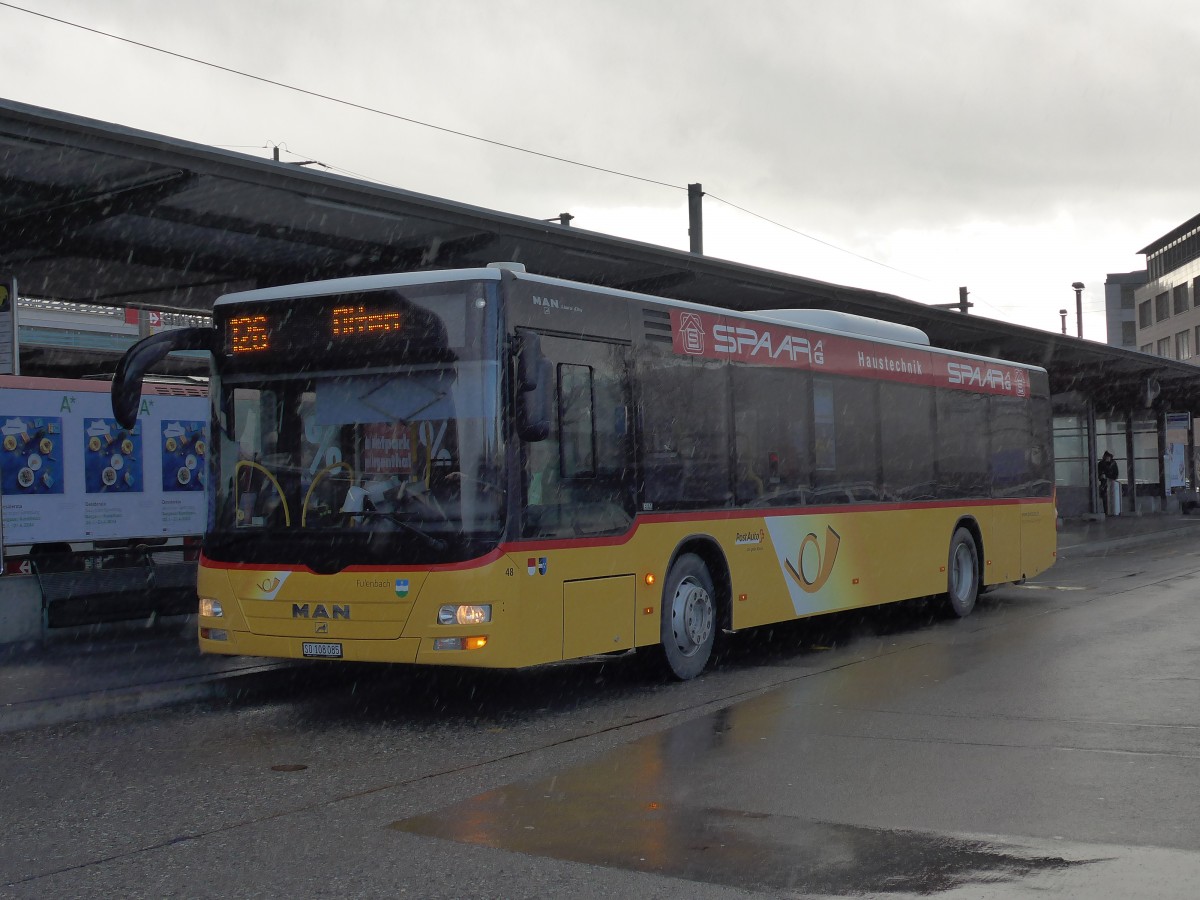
[302,641,343,659]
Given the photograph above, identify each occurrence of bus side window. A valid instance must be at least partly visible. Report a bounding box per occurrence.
[989,396,1031,497]
[935,389,990,499]
[813,377,881,504]
[731,366,812,507]
[523,343,633,538]
[559,364,595,478]
[880,382,935,501]
[640,355,729,508]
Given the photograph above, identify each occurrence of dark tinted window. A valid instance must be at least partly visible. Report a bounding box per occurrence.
[880,383,935,500]
[989,396,1032,497]
[813,377,880,502]
[935,390,990,498]
[731,366,812,506]
[1027,398,1054,497]
[558,364,595,478]
[640,354,730,507]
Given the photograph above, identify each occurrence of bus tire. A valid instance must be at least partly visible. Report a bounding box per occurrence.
[944,527,980,618]
[659,553,717,680]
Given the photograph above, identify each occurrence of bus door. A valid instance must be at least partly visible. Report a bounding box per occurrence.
[521,334,637,659]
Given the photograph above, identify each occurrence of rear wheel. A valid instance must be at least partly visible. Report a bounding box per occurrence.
[659,553,717,680]
[944,527,980,618]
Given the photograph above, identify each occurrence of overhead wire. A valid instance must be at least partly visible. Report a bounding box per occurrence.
[3,0,977,311]
[705,193,933,283]
[0,1,681,191]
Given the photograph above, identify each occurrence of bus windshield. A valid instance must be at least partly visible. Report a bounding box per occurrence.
[205,282,504,569]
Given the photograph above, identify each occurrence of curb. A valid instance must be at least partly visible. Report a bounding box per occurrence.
[0,662,297,735]
[1057,525,1200,558]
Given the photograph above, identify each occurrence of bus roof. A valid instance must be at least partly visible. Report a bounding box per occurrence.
[213,265,1045,375]
[212,267,503,307]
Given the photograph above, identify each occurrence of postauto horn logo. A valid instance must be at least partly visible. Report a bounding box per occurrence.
[784,526,841,593]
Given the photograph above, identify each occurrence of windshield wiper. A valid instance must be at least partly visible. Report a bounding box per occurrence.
[348,510,448,551]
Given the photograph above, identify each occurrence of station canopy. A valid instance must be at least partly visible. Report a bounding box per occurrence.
[3,97,1199,412]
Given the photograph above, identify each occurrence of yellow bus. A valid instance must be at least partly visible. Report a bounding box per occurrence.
[112,264,1056,679]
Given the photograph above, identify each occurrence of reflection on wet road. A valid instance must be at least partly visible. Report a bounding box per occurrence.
[394,570,1200,897]
[393,710,1092,896]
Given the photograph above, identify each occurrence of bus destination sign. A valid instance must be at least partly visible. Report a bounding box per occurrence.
[228,314,271,354]
[226,305,408,355]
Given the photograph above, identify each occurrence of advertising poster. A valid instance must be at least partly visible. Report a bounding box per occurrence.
[84,418,143,494]
[1165,413,1190,490]
[0,377,208,545]
[161,420,207,492]
[1,416,65,496]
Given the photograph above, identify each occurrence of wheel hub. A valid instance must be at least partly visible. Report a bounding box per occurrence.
[673,579,713,653]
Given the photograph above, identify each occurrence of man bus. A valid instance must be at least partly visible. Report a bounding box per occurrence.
[111,263,1056,679]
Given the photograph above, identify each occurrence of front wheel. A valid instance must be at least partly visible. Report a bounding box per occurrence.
[944,527,980,618]
[658,553,717,680]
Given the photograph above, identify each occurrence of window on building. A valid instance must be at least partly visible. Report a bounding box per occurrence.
[1139,299,1152,328]
[1177,330,1192,360]
[1121,285,1137,310]
[1174,284,1190,315]
[1157,337,1173,358]
[1156,292,1171,322]
[1121,321,1137,346]
[1140,343,1153,354]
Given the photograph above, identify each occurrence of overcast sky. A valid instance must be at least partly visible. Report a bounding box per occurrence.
[5,0,1199,338]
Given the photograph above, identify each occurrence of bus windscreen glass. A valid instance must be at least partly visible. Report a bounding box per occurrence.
[207,283,504,568]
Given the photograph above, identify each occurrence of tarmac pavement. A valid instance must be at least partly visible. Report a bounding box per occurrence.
[3,511,1200,735]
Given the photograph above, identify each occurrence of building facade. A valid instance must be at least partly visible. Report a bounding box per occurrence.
[1104,269,1145,350]
[1134,214,1200,362]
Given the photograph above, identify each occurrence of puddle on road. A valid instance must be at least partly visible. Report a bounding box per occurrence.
[390,648,1109,895]
[393,788,1092,896]
[391,698,1098,897]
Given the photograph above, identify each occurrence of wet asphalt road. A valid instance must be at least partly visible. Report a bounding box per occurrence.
[2,534,1199,898]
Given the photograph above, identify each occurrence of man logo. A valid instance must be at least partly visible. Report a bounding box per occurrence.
[784,526,841,594]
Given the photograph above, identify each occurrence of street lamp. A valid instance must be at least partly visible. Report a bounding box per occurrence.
[1071,282,1085,338]
[1059,309,1068,334]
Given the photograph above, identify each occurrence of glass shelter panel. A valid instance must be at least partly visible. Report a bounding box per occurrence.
[1053,414,1088,488]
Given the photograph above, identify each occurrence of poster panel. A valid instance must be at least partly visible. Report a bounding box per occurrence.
[0,379,208,544]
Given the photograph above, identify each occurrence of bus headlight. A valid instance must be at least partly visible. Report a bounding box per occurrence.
[199,597,224,618]
[438,604,491,625]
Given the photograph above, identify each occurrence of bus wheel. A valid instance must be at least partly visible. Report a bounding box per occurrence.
[660,553,716,680]
[945,527,980,618]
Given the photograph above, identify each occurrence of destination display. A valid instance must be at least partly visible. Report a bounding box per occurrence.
[221,295,445,358]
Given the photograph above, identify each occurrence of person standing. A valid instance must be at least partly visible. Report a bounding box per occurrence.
[1098,451,1119,515]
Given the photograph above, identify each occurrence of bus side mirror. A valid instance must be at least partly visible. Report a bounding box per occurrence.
[514,331,551,442]
[111,327,215,429]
